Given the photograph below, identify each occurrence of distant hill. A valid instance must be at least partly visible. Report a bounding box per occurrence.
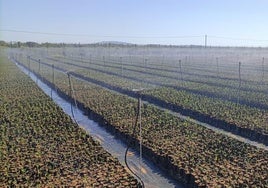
[96,41,134,45]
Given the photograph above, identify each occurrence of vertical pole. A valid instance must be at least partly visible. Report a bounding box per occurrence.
[67,73,74,117]
[120,56,123,76]
[52,64,55,86]
[143,56,145,67]
[138,94,142,176]
[103,56,105,66]
[38,59,41,74]
[262,57,265,84]
[89,54,92,64]
[51,64,55,98]
[216,57,219,77]
[205,35,207,48]
[35,59,40,84]
[238,62,241,104]
[129,55,132,64]
[28,56,31,75]
[108,44,111,58]
[142,57,146,87]
[179,59,183,84]
[239,62,241,88]
[68,73,72,97]
[68,74,78,108]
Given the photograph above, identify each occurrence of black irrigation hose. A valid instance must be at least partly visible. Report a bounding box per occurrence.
[124,99,145,188]
[68,68,144,186]
[69,70,145,186]
[12,55,144,185]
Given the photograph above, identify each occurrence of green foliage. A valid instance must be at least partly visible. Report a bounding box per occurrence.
[20,55,268,187]
[0,55,139,187]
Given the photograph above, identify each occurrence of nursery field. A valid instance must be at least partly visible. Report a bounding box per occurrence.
[10,46,268,187]
[16,46,268,145]
[0,53,140,187]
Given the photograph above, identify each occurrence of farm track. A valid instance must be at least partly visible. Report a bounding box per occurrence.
[46,56,268,111]
[21,57,268,146]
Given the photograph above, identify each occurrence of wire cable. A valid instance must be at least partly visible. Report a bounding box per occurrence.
[209,35,268,42]
[0,29,202,39]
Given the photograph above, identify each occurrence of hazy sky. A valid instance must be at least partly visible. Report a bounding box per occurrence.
[1,0,268,46]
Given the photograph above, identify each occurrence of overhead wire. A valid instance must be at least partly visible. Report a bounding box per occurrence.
[209,35,268,42]
[2,29,268,42]
[0,29,202,39]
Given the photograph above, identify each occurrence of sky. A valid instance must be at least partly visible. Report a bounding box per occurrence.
[1,0,268,46]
